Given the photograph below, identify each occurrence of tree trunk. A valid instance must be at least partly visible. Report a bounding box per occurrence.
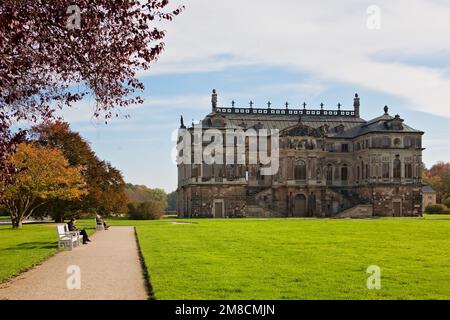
[54,215,65,223]
[9,208,25,229]
[12,218,23,229]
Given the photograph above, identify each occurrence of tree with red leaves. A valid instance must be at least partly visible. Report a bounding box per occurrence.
[0,0,183,188]
[423,162,450,201]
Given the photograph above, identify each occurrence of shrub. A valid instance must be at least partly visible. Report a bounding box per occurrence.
[425,204,447,214]
[127,201,165,220]
[0,206,8,216]
[442,197,450,209]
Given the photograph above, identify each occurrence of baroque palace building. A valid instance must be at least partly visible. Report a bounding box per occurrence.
[177,90,424,218]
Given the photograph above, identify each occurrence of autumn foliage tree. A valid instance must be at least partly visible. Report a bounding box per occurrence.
[423,162,450,202]
[1,143,86,228]
[31,121,128,221]
[0,0,182,188]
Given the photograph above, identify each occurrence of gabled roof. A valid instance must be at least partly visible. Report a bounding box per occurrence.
[422,185,436,193]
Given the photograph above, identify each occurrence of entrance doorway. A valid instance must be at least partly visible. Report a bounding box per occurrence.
[213,200,224,218]
[293,194,307,217]
[393,201,402,216]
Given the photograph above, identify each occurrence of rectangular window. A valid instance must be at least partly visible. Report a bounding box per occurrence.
[191,165,199,178]
[405,164,413,179]
[415,137,422,148]
[382,137,391,147]
[326,143,335,152]
[341,144,349,152]
[202,164,213,180]
[372,137,381,148]
[404,137,412,148]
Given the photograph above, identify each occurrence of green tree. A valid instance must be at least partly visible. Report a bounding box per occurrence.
[87,161,128,217]
[125,184,168,209]
[2,144,86,228]
[128,201,165,220]
[443,197,450,208]
[167,191,177,211]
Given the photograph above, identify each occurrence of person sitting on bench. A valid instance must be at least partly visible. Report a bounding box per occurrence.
[96,215,110,230]
[67,218,91,244]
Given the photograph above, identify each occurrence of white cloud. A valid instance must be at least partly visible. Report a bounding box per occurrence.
[147,0,450,118]
[57,94,210,125]
[56,99,101,124]
[142,95,210,110]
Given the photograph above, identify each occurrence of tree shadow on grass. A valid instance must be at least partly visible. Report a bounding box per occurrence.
[1,241,56,251]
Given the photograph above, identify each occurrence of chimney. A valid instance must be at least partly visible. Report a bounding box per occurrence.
[353,93,360,117]
[211,89,218,112]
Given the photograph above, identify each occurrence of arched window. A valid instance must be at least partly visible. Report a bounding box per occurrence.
[326,164,333,184]
[294,160,307,180]
[341,165,348,182]
[382,163,390,178]
[361,162,365,180]
[393,158,401,179]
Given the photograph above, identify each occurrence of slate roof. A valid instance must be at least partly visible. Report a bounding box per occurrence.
[422,185,436,193]
[334,114,423,138]
[200,109,423,139]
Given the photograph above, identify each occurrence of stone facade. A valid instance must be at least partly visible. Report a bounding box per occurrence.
[177,91,424,218]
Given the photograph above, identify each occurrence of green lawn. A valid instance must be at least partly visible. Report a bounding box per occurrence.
[0,220,95,283]
[112,216,450,300]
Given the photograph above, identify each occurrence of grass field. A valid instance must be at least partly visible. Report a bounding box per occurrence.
[0,220,94,283]
[112,216,450,300]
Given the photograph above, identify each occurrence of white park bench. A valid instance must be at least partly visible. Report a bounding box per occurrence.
[95,218,105,231]
[56,224,81,250]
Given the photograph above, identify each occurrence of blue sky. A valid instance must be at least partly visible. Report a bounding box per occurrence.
[62,0,450,192]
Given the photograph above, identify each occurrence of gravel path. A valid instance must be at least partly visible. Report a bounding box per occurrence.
[0,226,148,300]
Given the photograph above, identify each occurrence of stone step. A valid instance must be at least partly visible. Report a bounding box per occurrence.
[335,204,373,218]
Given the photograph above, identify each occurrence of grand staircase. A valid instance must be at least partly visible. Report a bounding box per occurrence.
[244,187,373,218]
[335,204,373,218]
[245,187,284,217]
[330,188,373,217]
